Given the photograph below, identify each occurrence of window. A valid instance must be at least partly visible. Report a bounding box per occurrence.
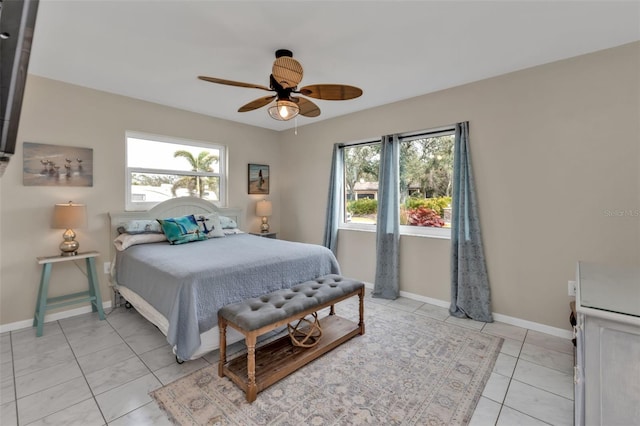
[125,132,226,211]
[341,128,454,237]
[344,142,379,225]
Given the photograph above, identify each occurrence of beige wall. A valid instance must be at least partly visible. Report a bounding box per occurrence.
[279,42,640,330]
[0,76,279,325]
[1,42,638,331]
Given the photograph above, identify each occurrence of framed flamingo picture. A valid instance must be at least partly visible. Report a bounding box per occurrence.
[23,142,93,187]
[248,163,269,194]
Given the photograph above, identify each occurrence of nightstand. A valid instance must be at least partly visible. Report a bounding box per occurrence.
[33,251,105,336]
[250,232,277,239]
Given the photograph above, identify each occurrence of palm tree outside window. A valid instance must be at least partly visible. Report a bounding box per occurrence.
[171,150,220,199]
[125,132,226,211]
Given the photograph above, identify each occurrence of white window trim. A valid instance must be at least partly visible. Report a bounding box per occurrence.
[339,222,376,233]
[125,131,227,211]
[399,225,451,239]
[339,126,455,240]
[339,222,451,239]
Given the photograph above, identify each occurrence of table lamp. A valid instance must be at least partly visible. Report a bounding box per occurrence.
[52,201,87,256]
[256,199,272,233]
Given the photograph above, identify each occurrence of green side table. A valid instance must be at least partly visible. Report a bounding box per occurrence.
[33,251,105,336]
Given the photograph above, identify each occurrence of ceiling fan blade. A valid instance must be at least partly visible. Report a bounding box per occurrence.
[198,76,272,92]
[238,95,277,112]
[294,97,321,117]
[298,84,363,100]
[272,56,304,89]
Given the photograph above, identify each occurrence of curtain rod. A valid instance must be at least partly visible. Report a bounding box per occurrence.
[338,125,456,148]
[399,125,456,140]
[338,139,379,148]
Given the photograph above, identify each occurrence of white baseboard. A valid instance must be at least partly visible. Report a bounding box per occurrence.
[490,313,573,340]
[364,282,573,340]
[0,301,113,334]
[2,286,573,341]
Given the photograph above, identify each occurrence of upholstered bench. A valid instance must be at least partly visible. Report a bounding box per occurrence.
[218,274,365,402]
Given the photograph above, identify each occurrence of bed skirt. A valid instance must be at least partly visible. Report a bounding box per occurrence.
[115,284,246,360]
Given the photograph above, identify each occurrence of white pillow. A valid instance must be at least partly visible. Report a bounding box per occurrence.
[195,213,225,238]
[117,219,163,234]
[223,228,244,235]
[114,233,167,251]
[219,215,238,229]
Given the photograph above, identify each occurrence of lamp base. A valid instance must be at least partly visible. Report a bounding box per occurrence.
[59,244,79,257]
[60,229,79,256]
[260,216,270,233]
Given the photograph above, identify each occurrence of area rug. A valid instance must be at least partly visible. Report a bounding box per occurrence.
[151,299,502,425]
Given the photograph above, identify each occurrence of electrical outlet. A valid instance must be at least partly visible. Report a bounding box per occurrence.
[568,280,576,296]
[104,262,111,274]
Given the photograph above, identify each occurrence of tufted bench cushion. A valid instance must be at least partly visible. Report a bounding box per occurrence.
[219,274,364,331]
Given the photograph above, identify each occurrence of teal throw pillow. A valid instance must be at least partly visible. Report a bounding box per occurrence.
[157,215,207,245]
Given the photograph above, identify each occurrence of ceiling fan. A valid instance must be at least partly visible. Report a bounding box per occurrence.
[198,49,363,121]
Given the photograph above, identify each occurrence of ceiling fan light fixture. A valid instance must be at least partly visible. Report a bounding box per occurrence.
[268,99,299,121]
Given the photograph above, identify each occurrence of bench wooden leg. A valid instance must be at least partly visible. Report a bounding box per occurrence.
[358,287,365,335]
[246,331,257,402]
[218,316,227,377]
[329,304,335,315]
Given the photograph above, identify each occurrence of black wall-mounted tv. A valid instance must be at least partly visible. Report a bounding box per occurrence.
[0,0,39,175]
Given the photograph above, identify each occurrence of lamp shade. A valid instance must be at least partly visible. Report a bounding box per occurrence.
[256,200,272,217]
[52,202,87,229]
[268,100,299,121]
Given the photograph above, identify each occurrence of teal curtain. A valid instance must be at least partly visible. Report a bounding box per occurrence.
[373,135,400,299]
[322,143,343,254]
[450,122,493,322]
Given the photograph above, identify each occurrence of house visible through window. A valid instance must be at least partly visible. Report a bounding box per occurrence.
[342,128,454,236]
[125,132,226,210]
[344,142,380,223]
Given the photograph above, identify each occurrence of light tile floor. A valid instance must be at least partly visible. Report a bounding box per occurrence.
[0,293,575,425]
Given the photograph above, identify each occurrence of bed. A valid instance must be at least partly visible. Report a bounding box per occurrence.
[108,197,340,361]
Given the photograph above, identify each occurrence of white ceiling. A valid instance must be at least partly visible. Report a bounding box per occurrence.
[28,1,640,131]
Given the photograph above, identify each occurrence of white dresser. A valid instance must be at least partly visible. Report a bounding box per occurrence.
[574,262,640,426]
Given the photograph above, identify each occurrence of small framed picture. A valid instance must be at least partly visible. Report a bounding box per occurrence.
[248,163,269,194]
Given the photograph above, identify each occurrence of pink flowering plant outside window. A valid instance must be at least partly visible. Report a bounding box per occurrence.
[406,207,445,227]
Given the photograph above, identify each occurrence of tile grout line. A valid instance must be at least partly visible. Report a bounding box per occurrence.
[494,328,514,425]
[491,328,527,425]
[103,308,169,424]
[498,328,570,426]
[9,332,18,426]
[508,376,574,402]
[58,318,110,426]
[102,307,217,424]
[10,319,108,426]
[502,329,523,423]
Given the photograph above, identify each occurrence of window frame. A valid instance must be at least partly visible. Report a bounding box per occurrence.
[338,126,454,239]
[125,131,227,211]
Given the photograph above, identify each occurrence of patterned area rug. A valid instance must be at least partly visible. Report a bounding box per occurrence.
[151,299,502,425]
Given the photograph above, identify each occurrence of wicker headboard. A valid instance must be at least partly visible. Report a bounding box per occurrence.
[108,197,243,240]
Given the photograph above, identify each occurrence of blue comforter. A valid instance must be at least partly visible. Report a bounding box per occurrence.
[115,233,340,360]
